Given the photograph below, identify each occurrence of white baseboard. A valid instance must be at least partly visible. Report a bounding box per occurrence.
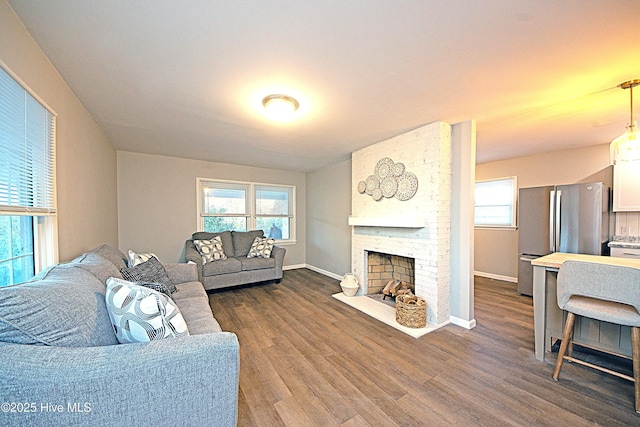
[283,264,306,271]
[450,316,477,329]
[474,271,517,283]
[304,264,343,281]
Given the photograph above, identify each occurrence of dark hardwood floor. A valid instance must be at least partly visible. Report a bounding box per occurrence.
[208,269,638,426]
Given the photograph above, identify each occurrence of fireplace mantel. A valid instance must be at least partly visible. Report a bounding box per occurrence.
[348,216,427,228]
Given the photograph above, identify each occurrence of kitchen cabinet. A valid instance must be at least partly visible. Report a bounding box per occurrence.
[613,160,640,211]
[611,246,640,259]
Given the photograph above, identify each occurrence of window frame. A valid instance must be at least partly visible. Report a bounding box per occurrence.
[0,61,58,285]
[197,178,296,243]
[474,176,517,229]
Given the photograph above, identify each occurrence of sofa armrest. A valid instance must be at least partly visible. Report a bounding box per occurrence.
[0,333,239,427]
[164,262,198,284]
[184,239,204,282]
[271,245,286,279]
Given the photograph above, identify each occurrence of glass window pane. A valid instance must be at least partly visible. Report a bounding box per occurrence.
[256,217,290,240]
[0,215,35,287]
[474,206,513,226]
[203,216,247,233]
[203,187,246,215]
[256,188,290,215]
[474,177,516,226]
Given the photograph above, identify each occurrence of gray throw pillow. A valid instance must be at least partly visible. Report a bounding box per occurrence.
[120,257,177,294]
[194,236,227,263]
[138,282,173,297]
[247,237,276,258]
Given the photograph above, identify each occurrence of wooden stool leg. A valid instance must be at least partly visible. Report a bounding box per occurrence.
[553,312,575,381]
[632,326,639,413]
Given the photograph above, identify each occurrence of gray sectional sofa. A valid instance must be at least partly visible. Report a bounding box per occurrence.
[0,244,239,427]
[185,230,286,291]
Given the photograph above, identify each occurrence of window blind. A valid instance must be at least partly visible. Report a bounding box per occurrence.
[0,65,56,215]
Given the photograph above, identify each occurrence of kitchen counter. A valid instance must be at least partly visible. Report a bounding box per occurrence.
[608,236,640,249]
[530,252,640,361]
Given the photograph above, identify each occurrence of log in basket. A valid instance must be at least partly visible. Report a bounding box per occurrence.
[395,294,426,328]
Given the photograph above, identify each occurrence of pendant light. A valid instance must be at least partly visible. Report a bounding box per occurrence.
[610,79,640,164]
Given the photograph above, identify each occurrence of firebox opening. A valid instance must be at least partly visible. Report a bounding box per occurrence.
[366,251,415,299]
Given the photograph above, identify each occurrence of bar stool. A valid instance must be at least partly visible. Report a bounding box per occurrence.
[552,260,640,413]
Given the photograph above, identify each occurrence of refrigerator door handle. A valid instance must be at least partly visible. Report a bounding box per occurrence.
[549,190,555,252]
[555,190,562,253]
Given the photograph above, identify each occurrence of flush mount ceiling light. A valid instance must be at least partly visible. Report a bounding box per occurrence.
[610,79,640,164]
[261,94,299,121]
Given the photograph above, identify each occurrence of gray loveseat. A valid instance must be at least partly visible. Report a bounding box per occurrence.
[0,244,239,427]
[185,230,286,291]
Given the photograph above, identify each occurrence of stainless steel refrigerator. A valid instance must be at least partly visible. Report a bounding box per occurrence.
[517,182,612,296]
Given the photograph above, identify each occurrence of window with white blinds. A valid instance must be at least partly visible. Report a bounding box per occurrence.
[0,62,58,286]
[0,64,56,214]
[474,177,517,228]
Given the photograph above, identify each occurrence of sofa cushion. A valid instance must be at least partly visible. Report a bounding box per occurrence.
[202,258,242,276]
[0,264,118,347]
[247,236,275,258]
[72,252,122,284]
[105,278,189,344]
[89,244,128,271]
[173,281,223,334]
[240,257,276,271]
[192,231,234,258]
[120,257,177,294]
[194,236,227,263]
[127,250,158,267]
[232,230,264,257]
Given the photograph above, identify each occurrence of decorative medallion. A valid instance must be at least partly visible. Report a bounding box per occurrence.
[374,157,395,179]
[395,171,419,201]
[365,175,379,195]
[380,176,398,198]
[358,157,419,201]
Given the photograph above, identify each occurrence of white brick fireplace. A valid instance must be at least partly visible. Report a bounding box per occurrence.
[349,122,451,327]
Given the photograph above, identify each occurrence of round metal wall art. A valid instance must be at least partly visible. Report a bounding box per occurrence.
[365,175,379,195]
[374,157,395,179]
[395,171,418,201]
[380,176,398,198]
[358,157,418,201]
[393,162,405,177]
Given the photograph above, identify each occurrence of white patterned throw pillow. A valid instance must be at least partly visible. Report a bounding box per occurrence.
[105,278,189,344]
[247,236,275,258]
[194,236,227,263]
[127,250,158,267]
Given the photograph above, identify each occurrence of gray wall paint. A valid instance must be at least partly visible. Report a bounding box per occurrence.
[475,143,612,280]
[306,159,352,277]
[117,151,306,266]
[1,1,118,261]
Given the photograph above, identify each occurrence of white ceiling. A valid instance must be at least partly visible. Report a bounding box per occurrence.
[8,0,640,172]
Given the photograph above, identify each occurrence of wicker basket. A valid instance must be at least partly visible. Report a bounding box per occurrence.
[395,295,426,328]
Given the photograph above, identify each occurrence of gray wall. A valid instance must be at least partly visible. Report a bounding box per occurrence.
[117,151,306,266]
[305,159,352,277]
[475,143,612,281]
[1,1,118,261]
